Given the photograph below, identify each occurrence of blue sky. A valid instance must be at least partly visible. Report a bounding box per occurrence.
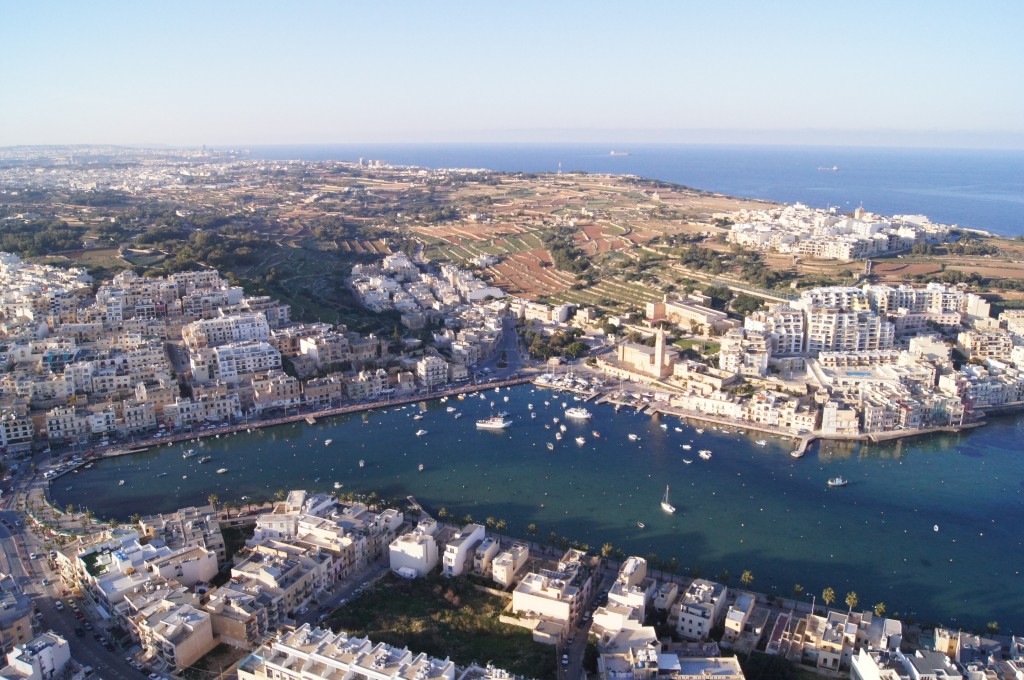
[2,1,1023,147]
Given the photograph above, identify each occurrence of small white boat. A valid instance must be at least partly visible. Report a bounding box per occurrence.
[555,432,562,440]
[756,440,767,447]
[674,427,683,432]
[157,472,167,477]
[454,412,463,419]
[334,481,342,489]
[446,407,456,413]
[575,436,585,445]
[217,468,228,474]
[553,417,560,424]
[528,403,534,410]
[416,429,428,436]
[695,428,705,434]
[413,414,424,420]
[637,522,645,529]
[504,396,509,402]
[359,459,365,468]
[324,439,333,446]
[681,444,692,450]
[592,431,600,438]
[547,442,555,451]
[827,476,848,488]
[531,412,537,419]
[660,423,668,430]
[628,433,639,441]
[118,479,125,486]
[559,424,567,433]
[683,459,693,465]
[661,485,676,514]
[544,401,550,406]
[457,393,466,400]
[699,450,712,460]
[418,463,425,472]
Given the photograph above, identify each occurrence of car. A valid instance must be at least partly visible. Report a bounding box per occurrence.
[60,589,67,597]
[29,552,39,559]
[54,602,63,610]
[35,611,43,619]
[562,654,569,666]
[567,636,575,645]
[84,622,93,630]
[297,606,308,615]
[150,674,163,680]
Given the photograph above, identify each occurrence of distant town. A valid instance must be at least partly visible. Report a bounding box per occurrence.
[2,146,1024,680]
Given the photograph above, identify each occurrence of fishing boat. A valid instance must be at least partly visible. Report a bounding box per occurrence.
[476,415,513,430]
[217,468,228,474]
[198,456,212,464]
[699,450,712,460]
[575,436,585,445]
[182,448,198,459]
[324,439,333,446]
[827,476,848,488]
[416,429,428,436]
[660,485,676,514]
[565,407,592,420]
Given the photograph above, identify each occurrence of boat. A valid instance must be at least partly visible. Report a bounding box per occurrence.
[660,423,668,430]
[637,521,645,529]
[157,472,168,477]
[544,401,550,406]
[359,459,365,468]
[334,481,342,489]
[531,412,537,419]
[198,456,212,464]
[547,442,555,451]
[118,479,125,486]
[681,444,692,450]
[682,459,693,465]
[661,485,676,514]
[790,450,804,458]
[476,415,513,430]
[628,433,639,441]
[610,150,630,156]
[457,394,466,400]
[182,449,198,459]
[592,431,600,438]
[555,432,562,440]
[217,468,228,474]
[324,439,333,446]
[418,463,425,472]
[503,396,509,402]
[818,165,839,171]
[553,417,560,424]
[565,407,592,420]
[413,414,423,420]
[454,412,463,419]
[575,437,586,445]
[674,427,683,432]
[527,404,533,410]
[446,406,456,413]
[699,450,712,460]
[559,424,567,433]
[416,429,428,436]
[695,428,705,434]
[756,440,767,447]
[827,476,848,487]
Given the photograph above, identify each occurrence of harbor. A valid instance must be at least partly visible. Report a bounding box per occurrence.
[48,381,1024,632]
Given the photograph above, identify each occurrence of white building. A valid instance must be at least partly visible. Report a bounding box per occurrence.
[441,524,485,577]
[388,530,439,578]
[674,579,728,642]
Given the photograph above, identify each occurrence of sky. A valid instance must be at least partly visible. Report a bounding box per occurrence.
[2,1,1023,148]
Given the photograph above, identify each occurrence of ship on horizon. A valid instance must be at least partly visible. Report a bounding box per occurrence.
[818,165,839,171]
[609,150,630,157]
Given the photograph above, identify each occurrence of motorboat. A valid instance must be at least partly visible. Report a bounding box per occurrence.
[828,477,848,488]
[555,432,562,440]
[476,415,513,430]
[416,429,428,436]
[681,444,692,450]
[699,450,712,460]
[182,448,198,459]
[324,439,333,446]
[575,437,585,445]
[118,479,125,486]
[565,407,592,420]
[547,442,555,451]
[756,440,767,446]
[660,485,676,514]
[628,434,639,441]
[359,459,365,468]
[418,463,425,472]
[682,459,693,465]
[217,468,228,474]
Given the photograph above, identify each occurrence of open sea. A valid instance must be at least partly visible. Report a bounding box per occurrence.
[57,143,1024,631]
[56,386,1024,632]
[245,143,1024,237]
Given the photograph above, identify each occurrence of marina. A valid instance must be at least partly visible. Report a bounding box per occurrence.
[50,383,1024,631]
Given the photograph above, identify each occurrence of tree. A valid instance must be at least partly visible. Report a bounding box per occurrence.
[987,621,1000,634]
[874,602,886,617]
[601,543,615,558]
[845,591,858,612]
[718,569,730,584]
[741,570,754,587]
[793,584,805,597]
[129,513,142,526]
[527,522,538,536]
[438,506,448,519]
[462,514,474,525]
[822,587,836,607]
[207,493,219,511]
[495,518,507,532]
[486,516,496,528]
[65,504,74,517]
[274,489,286,502]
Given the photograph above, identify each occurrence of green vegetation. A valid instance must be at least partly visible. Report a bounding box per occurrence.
[328,573,556,679]
[221,524,255,563]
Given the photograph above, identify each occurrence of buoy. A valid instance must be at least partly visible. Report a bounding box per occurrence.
[933,525,939,532]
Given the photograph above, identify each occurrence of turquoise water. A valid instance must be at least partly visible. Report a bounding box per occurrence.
[55,385,1024,631]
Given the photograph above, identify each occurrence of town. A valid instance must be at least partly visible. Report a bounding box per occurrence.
[3,150,1024,680]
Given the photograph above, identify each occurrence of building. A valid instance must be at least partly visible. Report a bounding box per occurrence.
[0,575,33,654]
[389,527,439,579]
[491,543,529,588]
[415,355,449,389]
[674,579,728,642]
[441,524,485,577]
[0,631,73,680]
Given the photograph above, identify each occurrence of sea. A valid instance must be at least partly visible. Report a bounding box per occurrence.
[58,143,1024,631]
[244,143,1024,237]
[56,385,1024,632]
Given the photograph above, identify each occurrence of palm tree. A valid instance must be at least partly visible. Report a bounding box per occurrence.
[873,602,886,617]
[740,570,754,587]
[438,507,448,519]
[527,522,538,536]
[486,516,496,528]
[845,591,858,612]
[601,543,615,558]
[274,489,286,502]
[794,584,805,598]
[129,513,142,526]
[495,518,507,532]
[207,493,219,512]
[822,587,836,608]
[718,569,730,584]
[987,621,1000,634]
[462,514,474,525]
[223,502,234,519]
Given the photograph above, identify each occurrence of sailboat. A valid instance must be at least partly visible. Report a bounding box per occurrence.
[660,485,676,514]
